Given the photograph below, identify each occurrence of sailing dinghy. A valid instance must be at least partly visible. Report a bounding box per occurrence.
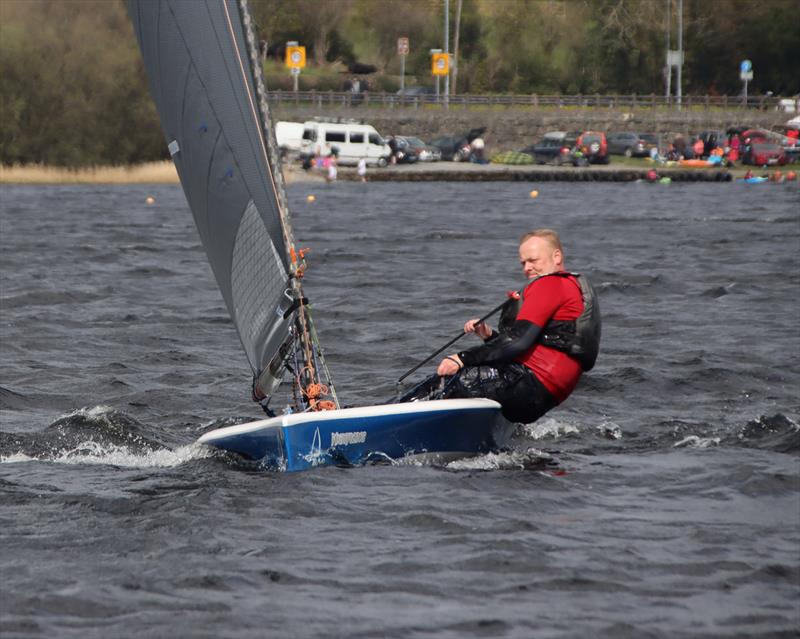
[127,0,512,471]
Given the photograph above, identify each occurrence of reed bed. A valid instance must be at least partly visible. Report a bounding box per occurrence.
[0,161,179,184]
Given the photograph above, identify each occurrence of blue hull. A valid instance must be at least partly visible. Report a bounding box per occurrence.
[740,176,769,184]
[197,399,511,471]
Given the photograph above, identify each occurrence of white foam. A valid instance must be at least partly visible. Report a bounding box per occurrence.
[597,421,623,439]
[0,441,212,468]
[446,447,551,471]
[519,416,580,440]
[63,405,116,420]
[673,435,721,449]
[0,452,37,464]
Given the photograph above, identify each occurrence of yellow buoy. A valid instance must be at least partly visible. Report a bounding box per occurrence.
[145,196,155,205]
[529,190,539,199]
[306,194,316,203]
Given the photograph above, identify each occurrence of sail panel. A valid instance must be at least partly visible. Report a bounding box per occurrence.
[128,0,292,374]
[232,201,292,369]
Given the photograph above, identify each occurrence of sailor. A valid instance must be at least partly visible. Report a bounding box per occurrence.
[436,229,600,424]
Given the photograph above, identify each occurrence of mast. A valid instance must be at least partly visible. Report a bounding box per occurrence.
[236,0,339,412]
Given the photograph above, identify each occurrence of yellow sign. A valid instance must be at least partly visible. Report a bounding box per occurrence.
[432,52,449,76]
[286,46,306,69]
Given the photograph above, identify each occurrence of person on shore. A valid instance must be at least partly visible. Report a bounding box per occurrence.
[432,229,601,424]
[692,137,705,159]
[325,150,338,183]
[357,157,367,182]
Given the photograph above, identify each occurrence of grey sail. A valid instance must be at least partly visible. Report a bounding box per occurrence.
[127,0,295,380]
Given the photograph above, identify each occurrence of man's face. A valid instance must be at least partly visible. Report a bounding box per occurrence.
[519,237,562,279]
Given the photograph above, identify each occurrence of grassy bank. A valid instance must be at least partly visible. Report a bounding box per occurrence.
[0,162,179,184]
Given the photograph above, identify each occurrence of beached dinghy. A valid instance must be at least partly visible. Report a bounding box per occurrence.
[127,0,511,470]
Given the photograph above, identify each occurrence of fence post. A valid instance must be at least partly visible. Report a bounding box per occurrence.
[723,94,727,110]
[705,94,710,109]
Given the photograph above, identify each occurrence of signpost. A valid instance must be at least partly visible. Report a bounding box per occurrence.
[429,49,443,100]
[432,50,450,104]
[285,41,306,92]
[397,37,409,95]
[740,59,753,106]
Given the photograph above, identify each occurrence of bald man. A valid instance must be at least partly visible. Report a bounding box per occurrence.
[435,229,601,423]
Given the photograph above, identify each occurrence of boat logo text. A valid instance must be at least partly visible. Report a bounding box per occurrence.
[330,431,367,446]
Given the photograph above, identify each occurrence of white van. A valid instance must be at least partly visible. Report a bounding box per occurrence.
[275,121,305,156]
[300,120,391,167]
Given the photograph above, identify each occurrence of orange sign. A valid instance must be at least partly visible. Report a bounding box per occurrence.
[432,52,449,76]
[285,46,306,69]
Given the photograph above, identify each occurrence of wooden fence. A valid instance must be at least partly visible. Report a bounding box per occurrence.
[267,90,799,113]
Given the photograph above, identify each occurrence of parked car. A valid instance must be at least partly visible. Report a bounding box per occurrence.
[607,132,647,157]
[430,127,486,161]
[397,136,442,162]
[396,86,436,96]
[576,131,609,163]
[522,131,579,164]
[639,133,660,155]
[390,136,419,164]
[742,142,787,166]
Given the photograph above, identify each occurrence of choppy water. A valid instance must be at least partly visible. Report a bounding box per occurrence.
[1,180,799,638]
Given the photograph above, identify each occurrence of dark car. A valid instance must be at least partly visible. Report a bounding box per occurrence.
[397,136,442,162]
[743,142,787,166]
[430,127,486,161]
[522,131,578,164]
[607,132,648,157]
[391,136,419,164]
[396,86,436,96]
[576,131,609,164]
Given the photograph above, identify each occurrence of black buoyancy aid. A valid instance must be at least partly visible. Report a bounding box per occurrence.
[503,272,601,371]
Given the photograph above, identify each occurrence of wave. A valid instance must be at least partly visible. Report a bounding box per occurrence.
[1,289,105,309]
[1,440,211,468]
[732,414,800,454]
[0,385,35,410]
[0,405,201,468]
[444,448,558,472]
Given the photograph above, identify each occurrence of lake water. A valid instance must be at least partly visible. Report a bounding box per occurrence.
[1,180,799,638]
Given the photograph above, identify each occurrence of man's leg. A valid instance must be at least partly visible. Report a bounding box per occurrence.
[448,363,557,424]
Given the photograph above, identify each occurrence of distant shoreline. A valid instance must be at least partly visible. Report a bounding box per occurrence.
[0,160,788,184]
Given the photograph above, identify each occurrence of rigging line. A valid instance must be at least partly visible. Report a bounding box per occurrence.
[221,0,292,262]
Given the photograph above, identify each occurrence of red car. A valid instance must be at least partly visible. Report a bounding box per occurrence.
[743,142,787,166]
[576,131,609,164]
